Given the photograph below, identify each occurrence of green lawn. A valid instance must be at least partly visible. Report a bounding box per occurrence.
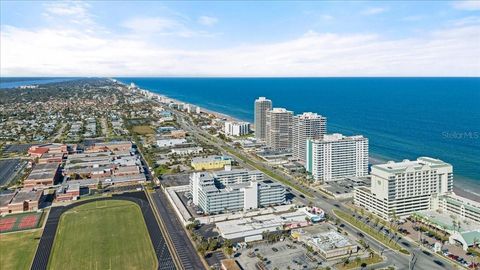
[132,125,155,135]
[48,200,157,270]
[0,230,42,270]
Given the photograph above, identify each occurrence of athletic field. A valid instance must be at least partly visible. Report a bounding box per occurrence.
[48,200,157,270]
[0,230,42,270]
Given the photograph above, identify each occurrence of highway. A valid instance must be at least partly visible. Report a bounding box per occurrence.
[151,189,206,270]
[136,136,206,270]
[170,108,455,270]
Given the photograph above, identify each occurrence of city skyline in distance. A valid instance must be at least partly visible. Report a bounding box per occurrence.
[1,0,480,77]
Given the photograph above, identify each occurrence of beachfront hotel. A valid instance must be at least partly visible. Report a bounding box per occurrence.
[306,133,368,182]
[189,167,286,214]
[254,97,272,141]
[354,157,453,220]
[292,112,327,164]
[265,108,294,151]
[224,121,250,136]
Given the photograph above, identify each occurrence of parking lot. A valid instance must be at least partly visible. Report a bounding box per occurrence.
[2,144,34,154]
[236,239,332,270]
[160,173,190,187]
[399,219,478,268]
[0,158,26,186]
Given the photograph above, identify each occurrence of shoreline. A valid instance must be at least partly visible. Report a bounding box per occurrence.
[117,79,480,201]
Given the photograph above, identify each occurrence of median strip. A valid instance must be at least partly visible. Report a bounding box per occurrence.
[333,209,409,255]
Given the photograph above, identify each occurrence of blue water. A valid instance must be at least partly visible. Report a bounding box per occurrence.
[0,77,80,89]
[117,77,480,193]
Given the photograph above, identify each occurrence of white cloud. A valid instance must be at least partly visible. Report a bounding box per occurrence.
[450,16,480,26]
[2,21,479,77]
[122,16,214,38]
[43,1,94,26]
[402,15,425,22]
[198,16,218,26]
[453,1,480,11]
[320,14,334,21]
[362,7,388,16]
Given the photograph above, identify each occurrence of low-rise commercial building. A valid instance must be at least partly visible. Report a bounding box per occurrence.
[28,143,68,158]
[87,141,132,152]
[170,147,203,156]
[24,163,59,188]
[291,225,358,260]
[216,209,309,240]
[38,152,65,164]
[191,155,233,171]
[156,138,187,148]
[56,183,81,202]
[0,189,43,214]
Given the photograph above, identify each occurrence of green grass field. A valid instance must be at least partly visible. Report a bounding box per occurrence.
[0,230,42,270]
[132,125,155,135]
[48,200,157,270]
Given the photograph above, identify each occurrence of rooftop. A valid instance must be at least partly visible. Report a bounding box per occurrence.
[10,189,42,204]
[295,112,325,119]
[292,224,355,251]
[0,191,16,207]
[313,133,366,143]
[373,157,452,173]
[191,155,232,163]
[414,210,480,232]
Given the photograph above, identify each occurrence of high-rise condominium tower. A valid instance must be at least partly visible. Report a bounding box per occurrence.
[254,97,272,141]
[266,108,293,151]
[306,133,368,182]
[292,112,327,164]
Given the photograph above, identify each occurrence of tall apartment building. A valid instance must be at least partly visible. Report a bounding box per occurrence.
[292,112,327,164]
[266,108,293,151]
[254,97,272,141]
[354,157,453,220]
[306,133,368,182]
[190,168,286,214]
[224,121,250,136]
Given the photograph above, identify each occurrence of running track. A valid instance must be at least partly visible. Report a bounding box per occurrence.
[30,192,176,270]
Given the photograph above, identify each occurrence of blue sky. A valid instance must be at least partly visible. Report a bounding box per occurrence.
[1,1,479,76]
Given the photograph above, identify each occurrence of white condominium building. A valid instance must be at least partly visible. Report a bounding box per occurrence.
[306,133,368,182]
[354,157,453,220]
[224,121,250,136]
[266,108,293,151]
[254,97,272,141]
[292,112,327,164]
[190,168,286,214]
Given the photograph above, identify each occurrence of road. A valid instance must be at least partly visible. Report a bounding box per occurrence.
[135,139,206,270]
[170,108,455,270]
[151,190,206,270]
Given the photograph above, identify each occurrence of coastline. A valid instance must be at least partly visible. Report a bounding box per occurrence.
[119,80,480,202]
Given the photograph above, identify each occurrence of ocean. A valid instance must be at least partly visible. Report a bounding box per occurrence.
[117,77,480,194]
[0,77,80,89]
